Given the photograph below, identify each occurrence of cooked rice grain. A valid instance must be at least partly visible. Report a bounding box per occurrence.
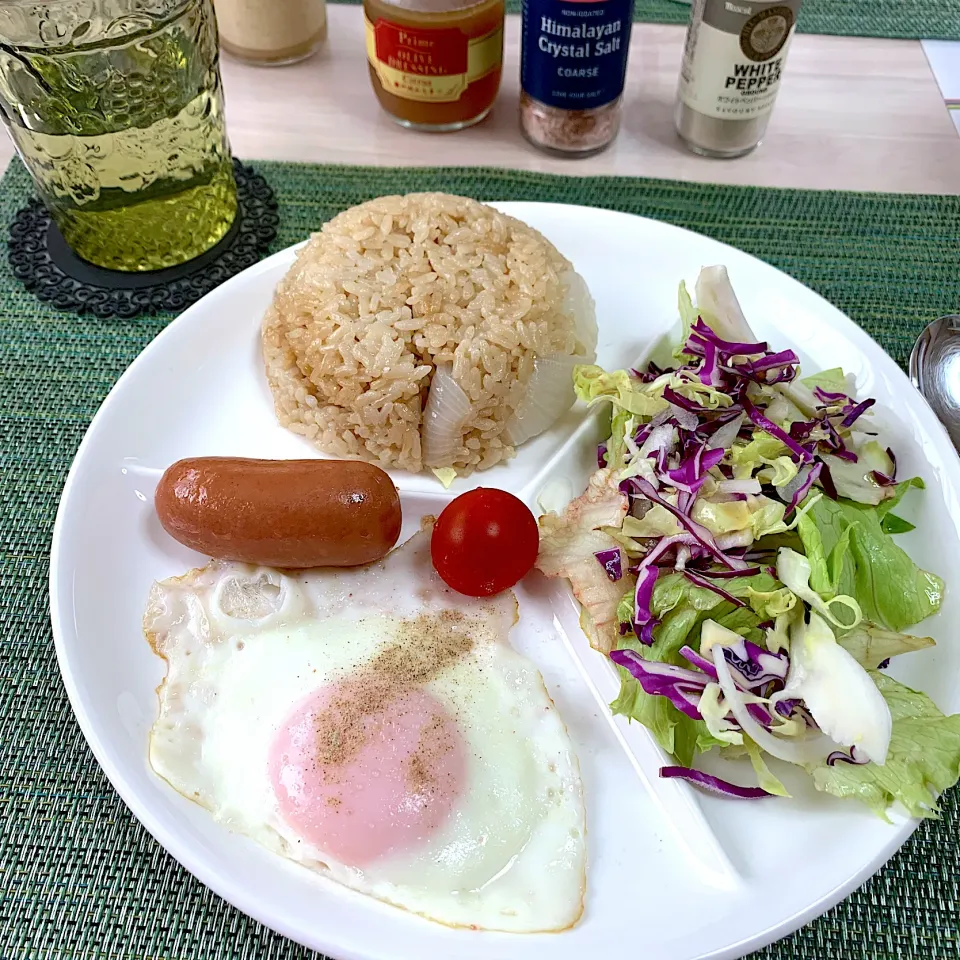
[262,193,594,474]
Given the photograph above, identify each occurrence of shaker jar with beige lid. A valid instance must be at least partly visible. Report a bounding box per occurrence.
[215,0,326,65]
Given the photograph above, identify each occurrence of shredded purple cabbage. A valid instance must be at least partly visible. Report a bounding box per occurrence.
[826,746,870,766]
[679,645,719,679]
[731,350,799,386]
[633,565,659,629]
[661,385,707,414]
[663,444,725,496]
[721,638,790,691]
[743,398,814,463]
[699,340,722,387]
[786,462,823,513]
[626,476,750,571]
[819,461,839,500]
[687,564,762,579]
[789,419,818,442]
[747,349,800,372]
[631,360,666,383]
[746,702,774,728]
[610,649,707,719]
[629,532,697,571]
[774,698,801,718]
[638,619,661,645]
[683,570,747,607]
[840,397,876,429]
[814,386,849,404]
[872,447,897,486]
[690,318,769,356]
[660,765,770,799]
[821,418,859,462]
[594,548,622,582]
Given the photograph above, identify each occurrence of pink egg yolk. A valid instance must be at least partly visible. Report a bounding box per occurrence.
[268,683,466,868]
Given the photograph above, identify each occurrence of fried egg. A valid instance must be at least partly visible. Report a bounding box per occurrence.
[144,522,585,932]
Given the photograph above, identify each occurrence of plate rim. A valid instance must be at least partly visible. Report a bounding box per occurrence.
[49,201,948,960]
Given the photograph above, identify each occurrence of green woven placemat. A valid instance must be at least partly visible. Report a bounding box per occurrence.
[2,156,959,958]
[329,0,960,40]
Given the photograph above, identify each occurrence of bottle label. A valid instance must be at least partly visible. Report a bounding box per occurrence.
[365,17,503,103]
[679,0,801,120]
[520,0,635,110]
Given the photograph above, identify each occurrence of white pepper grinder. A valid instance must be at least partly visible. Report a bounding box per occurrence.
[675,0,803,158]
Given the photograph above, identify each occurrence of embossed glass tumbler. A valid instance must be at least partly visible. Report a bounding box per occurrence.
[0,0,237,271]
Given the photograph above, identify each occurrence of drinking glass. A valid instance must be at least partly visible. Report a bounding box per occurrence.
[0,0,237,272]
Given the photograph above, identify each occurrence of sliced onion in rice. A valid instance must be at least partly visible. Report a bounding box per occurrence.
[503,353,581,446]
[422,365,473,467]
[561,268,598,360]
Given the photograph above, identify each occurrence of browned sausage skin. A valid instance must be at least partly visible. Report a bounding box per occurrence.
[155,458,402,568]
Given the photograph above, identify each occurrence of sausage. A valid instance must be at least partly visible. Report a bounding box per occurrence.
[155,458,402,568]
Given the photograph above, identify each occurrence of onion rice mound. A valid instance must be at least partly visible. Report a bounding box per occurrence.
[262,192,597,474]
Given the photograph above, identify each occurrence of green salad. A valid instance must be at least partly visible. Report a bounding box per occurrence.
[536,266,960,816]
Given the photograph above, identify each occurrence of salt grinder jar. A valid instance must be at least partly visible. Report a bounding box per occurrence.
[520,0,635,157]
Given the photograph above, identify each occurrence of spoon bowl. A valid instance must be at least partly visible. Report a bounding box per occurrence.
[909,315,960,451]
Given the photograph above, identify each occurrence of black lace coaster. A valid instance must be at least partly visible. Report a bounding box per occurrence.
[7,159,279,319]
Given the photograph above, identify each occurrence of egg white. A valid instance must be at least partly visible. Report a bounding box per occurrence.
[144,526,586,932]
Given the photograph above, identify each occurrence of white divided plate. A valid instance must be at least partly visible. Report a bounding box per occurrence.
[50,203,960,960]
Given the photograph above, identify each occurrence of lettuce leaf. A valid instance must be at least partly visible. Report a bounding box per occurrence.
[819,455,888,506]
[730,433,791,478]
[668,378,733,411]
[800,366,855,396]
[536,469,632,654]
[607,405,633,471]
[876,476,924,535]
[762,456,800,487]
[614,578,771,646]
[625,496,787,542]
[745,737,790,797]
[650,570,779,622]
[795,507,852,598]
[837,622,935,669]
[808,672,960,819]
[573,365,666,418]
[797,494,943,632]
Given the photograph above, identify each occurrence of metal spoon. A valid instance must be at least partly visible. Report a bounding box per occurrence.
[909,315,960,450]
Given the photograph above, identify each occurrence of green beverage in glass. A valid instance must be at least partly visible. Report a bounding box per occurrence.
[0,0,237,272]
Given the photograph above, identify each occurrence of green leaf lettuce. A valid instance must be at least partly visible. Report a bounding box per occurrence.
[809,673,960,819]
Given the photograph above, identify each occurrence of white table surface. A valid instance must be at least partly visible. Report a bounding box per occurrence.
[1,6,958,194]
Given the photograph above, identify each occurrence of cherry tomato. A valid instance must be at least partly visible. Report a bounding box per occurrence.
[431,488,539,597]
